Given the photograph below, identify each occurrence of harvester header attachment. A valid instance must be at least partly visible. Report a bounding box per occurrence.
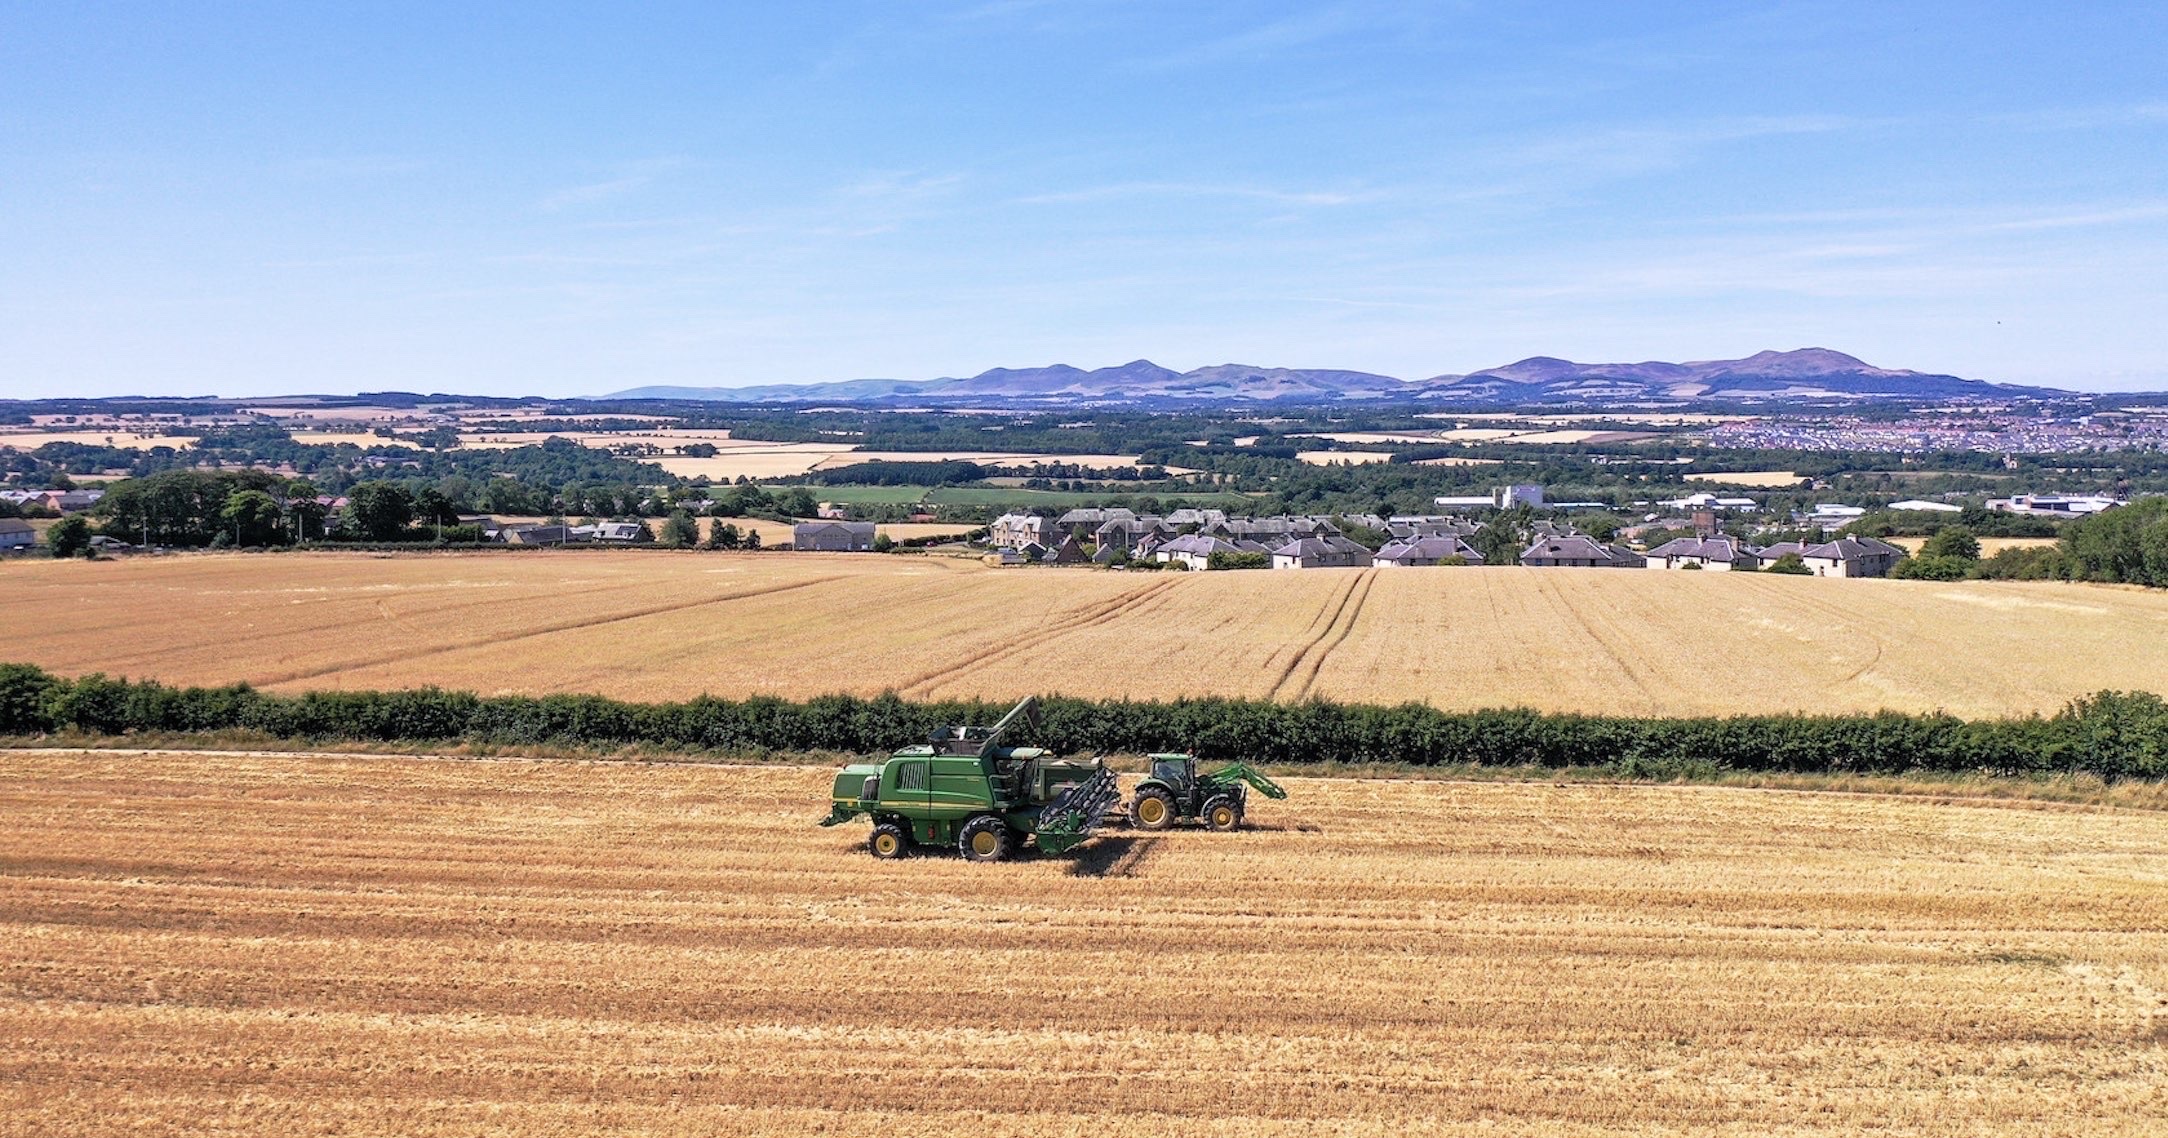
[1032,763,1121,855]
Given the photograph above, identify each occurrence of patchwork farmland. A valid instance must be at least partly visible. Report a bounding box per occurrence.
[3,751,2163,1136]
[8,552,2168,717]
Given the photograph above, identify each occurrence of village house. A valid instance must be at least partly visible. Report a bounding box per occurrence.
[1519,536,1644,569]
[593,521,654,544]
[1045,536,1091,564]
[1270,535,1373,570]
[1799,536,1903,578]
[988,512,1051,550]
[792,520,877,552]
[1153,533,1232,569]
[1643,536,1757,571]
[1055,507,1116,538]
[1373,535,1484,567]
[1752,541,1811,568]
[1096,514,1174,553]
[1386,515,1480,540]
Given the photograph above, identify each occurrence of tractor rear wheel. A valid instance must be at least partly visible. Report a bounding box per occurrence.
[1203,795,1240,831]
[1132,787,1176,830]
[959,816,1013,863]
[868,822,911,859]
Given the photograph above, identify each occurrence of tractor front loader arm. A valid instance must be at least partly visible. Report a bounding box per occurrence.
[1204,762,1288,800]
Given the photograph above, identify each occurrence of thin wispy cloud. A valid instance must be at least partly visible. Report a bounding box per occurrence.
[1984,203,2168,232]
[1994,102,2168,131]
[1494,114,1871,172]
[536,159,691,213]
[1019,181,1375,206]
[277,155,427,180]
[1133,3,1449,70]
[838,172,967,199]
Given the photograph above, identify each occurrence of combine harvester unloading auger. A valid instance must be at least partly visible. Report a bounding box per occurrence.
[819,696,1123,861]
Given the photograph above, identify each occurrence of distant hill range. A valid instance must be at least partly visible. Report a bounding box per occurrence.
[606,349,2070,407]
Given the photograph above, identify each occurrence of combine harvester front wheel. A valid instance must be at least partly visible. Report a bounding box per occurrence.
[959,816,1013,863]
[869,823,911,859]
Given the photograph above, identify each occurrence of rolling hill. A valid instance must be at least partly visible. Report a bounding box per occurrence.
[606,349,2069,406]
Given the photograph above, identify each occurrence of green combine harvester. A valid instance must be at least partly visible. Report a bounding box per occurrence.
[819,697,1121,861]
[1129,753,1287,831]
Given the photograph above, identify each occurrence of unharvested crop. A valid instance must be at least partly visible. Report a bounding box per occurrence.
[2,751,2163,1136]
[7,552,2168,716]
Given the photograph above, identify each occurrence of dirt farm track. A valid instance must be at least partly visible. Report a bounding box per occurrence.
[10,551,2168,717]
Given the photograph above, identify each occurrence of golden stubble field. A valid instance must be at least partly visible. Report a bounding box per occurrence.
[1,751,2163,1136]
[10,552,2168,717]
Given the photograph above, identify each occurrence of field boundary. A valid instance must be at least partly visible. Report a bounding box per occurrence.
[4,663,2167,782]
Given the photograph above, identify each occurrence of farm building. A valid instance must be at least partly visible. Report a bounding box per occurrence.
[792,521,877,552]
[1986,494,2123,517]
[1520,536,1643,569]
[593,521,653,544]
[1660,491,1756,511]
[0,518,34,550]
[1374,535,1483,567]
[4,489,106,513]
[505,524,581,546]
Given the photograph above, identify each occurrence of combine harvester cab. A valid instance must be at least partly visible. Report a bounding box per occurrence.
[819,697,1121,862]
[1129,753,1287,831]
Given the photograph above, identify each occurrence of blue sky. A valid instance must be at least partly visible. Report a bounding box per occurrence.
[3,1,2165,398]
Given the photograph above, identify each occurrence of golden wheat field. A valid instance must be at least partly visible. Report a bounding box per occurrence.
[1,750,2163,1136]
[9,553,2168,716]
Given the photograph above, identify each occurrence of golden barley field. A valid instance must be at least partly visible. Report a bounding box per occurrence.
[10,552,2168,717]
[2,750,2163,1136]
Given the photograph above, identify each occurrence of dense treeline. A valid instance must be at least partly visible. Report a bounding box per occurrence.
[808,460,988,486]
[2058,496,2168,586]
[2,665,2162,780]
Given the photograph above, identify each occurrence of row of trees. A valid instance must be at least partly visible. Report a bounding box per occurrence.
[3,664,2163,780]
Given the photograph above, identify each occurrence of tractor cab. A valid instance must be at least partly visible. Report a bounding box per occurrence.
[1149,753,1196,791]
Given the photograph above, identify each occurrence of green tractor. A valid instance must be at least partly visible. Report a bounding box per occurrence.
[1129,753,1286,831]
[819,697,1121,862]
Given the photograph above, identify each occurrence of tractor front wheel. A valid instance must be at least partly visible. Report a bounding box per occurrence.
[959,816,1013,863]
[1132,788,1176,830]
[1203,795,1240,831]
[868,822,912,859]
